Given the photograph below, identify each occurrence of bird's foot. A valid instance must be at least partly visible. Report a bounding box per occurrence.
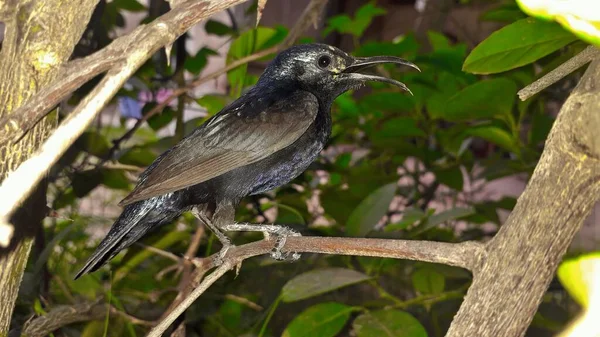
[268,226,301,262]
[212,240,234,266]
[221,223,301,262]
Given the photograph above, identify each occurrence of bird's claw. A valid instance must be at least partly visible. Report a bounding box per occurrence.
[268,226,301,262]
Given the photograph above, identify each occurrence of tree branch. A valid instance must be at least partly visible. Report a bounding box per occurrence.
[147,236,483,337]
[518,45,600,101]
[0,0,251,247]
[446,59,600,337]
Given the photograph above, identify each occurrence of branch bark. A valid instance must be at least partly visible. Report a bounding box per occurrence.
[147,236,484,337]
[518,45,600,101]
[446,59,600,337]
[0,0,251,247]
[0,0,99,333]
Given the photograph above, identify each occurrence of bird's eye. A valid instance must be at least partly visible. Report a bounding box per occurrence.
[317,55,331,69]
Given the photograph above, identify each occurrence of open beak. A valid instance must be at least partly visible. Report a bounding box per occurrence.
[343,56,420,95]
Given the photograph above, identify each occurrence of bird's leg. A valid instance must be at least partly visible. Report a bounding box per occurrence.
[220,223,301,261]
[191,205,233,266]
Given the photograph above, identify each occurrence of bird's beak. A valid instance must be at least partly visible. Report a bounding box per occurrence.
[343,56,420,95]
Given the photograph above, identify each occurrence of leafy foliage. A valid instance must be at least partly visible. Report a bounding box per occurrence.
[15,0,596,336]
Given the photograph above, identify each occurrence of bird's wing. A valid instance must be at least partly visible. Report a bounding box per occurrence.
[119,91,319,206]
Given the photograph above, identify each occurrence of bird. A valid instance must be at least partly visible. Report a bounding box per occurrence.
[74,43,419,279]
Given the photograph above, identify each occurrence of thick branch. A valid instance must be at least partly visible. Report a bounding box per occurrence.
[446,59,600,337]
[147,236,484,336]
[518,45,600,101]
[0,0,250,246]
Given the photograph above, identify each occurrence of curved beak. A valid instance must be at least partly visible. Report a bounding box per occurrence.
[343,56,420,95]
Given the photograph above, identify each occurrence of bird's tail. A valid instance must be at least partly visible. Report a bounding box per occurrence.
[74,198,182,279]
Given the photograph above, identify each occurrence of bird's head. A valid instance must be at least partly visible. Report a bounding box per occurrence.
[260,43,419,102]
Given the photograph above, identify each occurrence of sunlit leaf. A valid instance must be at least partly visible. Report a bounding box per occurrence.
[463,18,577,74]
[282,268,370,302]
[464,125,520,154]
[557,252,600,308]
[517,0,600,47]
[283,303,354,337]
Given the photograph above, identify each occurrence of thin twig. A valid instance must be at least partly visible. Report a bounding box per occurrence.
[518,45,600,101]
[147,236,484,336]
[135,243,182,262]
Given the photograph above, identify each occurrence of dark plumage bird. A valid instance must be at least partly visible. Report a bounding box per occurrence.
[75,43,418,279]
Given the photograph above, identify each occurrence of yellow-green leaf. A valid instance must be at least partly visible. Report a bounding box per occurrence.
[517,0,600,47]
[463,18,577,74]
[557,252,600,308]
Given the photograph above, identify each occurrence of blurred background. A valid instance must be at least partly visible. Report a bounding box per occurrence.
[5,0,598,336]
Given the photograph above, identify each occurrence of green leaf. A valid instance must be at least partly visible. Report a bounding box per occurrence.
[276,204,306,225]
[101,169,131,190]
[119,146,156,166]
[412,268,445,295]
[77,131,110,157]
[355,35,419,58]
[557,252,600,308]
[185,47,218,75]
[283,303,354,337]
[427,207,474,227]
[432,166,464,191]
[281,268,370,302]
[197,94,228,115]
[227,26,287,94]
[353,310,428,337]
[385,208,426,232]
[346,182,396,237]
[360,92,414,113]
[427,31,451,51]
[517,0,600,48]
[480,3,527,22]
[324,2,386,37]
[441,78,517,121]
[205,20,235,36]
[114,0,145,11]
[463,18,577,74]
[72,170,103,197]
[464,125,520,154]
[411,207,475,237]
[377,118,427,138]
[146,106,174,131]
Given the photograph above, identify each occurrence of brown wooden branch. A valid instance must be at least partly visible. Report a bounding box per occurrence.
[518,45,600,101]
[445,59,600,337]
[147,236,484,336]
[0,0,251,246]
